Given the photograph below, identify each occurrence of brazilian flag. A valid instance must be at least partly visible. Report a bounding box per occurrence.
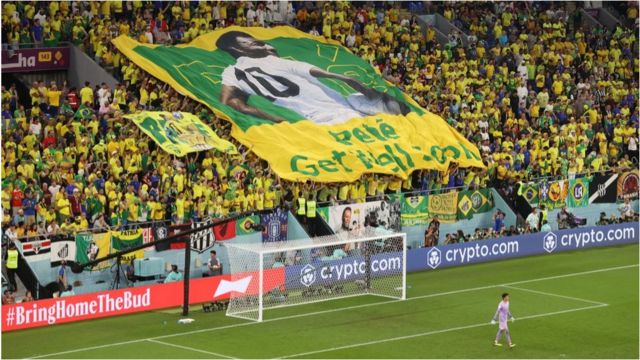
[519,183,539,205]
[567,178,590,208]
[74,103,93,120]
[457,189,493,220]
[236,215,260,235]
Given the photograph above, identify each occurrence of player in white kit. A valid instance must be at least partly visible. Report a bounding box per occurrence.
[217,31,410,125]
[491,292,516,348]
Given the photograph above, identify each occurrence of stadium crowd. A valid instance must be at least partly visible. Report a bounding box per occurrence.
[1,1,638,243]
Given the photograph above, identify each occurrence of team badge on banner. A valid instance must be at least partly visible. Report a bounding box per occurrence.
[21,236,51,262]
[190,220,216,252]
[113,26,483,182]
[51,237,77,267]
[401,195,429,226]
[427,191,458,223]
[589,173,618,203]
[567,178,590,208]
[617,170,639,202]
[261,208,288,242]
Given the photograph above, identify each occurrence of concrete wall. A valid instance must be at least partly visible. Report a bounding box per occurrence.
[68,45,117,89]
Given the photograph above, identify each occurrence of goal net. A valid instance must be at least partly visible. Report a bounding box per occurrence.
[223,228,406,322]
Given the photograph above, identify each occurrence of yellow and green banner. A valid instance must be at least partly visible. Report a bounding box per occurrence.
[236,215,260,235]
[111,229,145,262]
[567,178,590,208]
[113,26,483,182]
[124,111,237,156]
[427,191,458,223]
[400,195,429,226]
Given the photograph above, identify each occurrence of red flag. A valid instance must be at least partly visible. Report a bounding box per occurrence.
[213,220,236,241]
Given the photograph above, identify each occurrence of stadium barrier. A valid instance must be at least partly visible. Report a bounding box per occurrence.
[2,223,636,332]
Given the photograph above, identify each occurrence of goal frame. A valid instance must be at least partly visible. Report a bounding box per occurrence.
[224,232,407,322]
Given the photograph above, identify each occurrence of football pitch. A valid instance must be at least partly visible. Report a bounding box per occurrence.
[3,244,638,359]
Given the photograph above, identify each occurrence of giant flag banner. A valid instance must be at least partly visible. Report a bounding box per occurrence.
[124,111,237,156]
[542,180,568,210]
[113,26,483,182]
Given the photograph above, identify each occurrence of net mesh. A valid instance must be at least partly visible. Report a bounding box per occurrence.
[225,228,406,322]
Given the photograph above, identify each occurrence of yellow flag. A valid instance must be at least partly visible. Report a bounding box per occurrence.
[113,26,483,182]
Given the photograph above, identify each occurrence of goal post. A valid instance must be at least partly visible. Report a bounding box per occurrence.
[224,229,407,322]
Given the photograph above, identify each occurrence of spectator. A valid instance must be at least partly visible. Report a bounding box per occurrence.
[22,290,34,302]
[526,207,540,232]
[2,290,15,305]
[540,220,552,232]
[206,250,222,276]
[164,264,183,283]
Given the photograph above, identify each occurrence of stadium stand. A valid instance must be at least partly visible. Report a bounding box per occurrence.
[1,0,638,247]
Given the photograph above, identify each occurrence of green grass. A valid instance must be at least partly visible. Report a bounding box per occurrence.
[3,244,638,359]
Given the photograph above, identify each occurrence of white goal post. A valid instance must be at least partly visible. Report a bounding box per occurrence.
[223,229,407,322]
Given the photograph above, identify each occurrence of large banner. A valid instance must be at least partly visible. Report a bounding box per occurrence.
[113,26,483,182]
[327,200,401,237]
[19,236,51,262]
[456,189,493,220]
[519,183,539,205]
[617,170,639,202]
[427,191,458,223]
[50,236,76,267]
[124,111,237,157]
[1,46,70,72]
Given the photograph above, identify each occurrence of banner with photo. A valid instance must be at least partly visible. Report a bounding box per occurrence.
[457,189,494,220]
[327,199,401,237]
[261,208,288,242]
[111,229,145,262]
[543,180,569,210]
[123,111,237,157]
[75,232,111,270]
[617,170,639,202]
[113,26,483,182]
[427,191,458,223]
[567,178,590,208]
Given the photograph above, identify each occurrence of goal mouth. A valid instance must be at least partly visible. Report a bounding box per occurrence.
[224,228,407,322]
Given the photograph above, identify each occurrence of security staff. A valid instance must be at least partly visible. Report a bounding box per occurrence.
[296,192,306,223]
[306,194,317,236]
[6,242,18,291]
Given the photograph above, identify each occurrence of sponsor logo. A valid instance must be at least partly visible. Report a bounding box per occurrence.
[427,247,441,269]
[300,264,316,287]
[543,232,557,253]
[213,276,252,298]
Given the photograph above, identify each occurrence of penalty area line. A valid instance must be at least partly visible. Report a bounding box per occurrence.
[146,339,235,359]
[278,304,609,359]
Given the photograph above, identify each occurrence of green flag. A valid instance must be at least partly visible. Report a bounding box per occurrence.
[457,189,494,220]
[401,195,429,226]
[567,178,590,208]
[111,229,144,261]
[74,103,93,120]
[236,215,260,235]
[543,180,569,210]
[317,207,329,223]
